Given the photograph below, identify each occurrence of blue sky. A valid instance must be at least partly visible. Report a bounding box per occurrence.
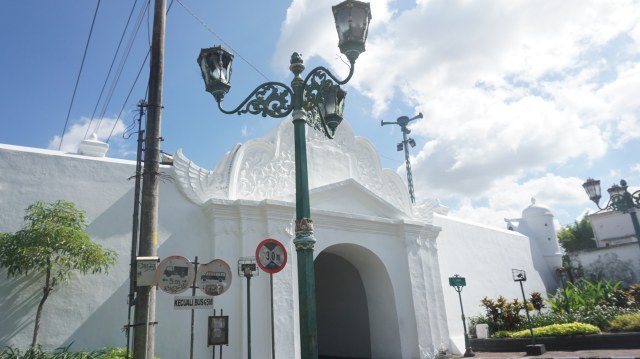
[1,0,639,228]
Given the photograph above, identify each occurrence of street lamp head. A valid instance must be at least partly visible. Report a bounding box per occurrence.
[582,178,602,205]
[332,0,372,63]
[320,85,347,134]
[197,45,234,102]
[608,181,625,198]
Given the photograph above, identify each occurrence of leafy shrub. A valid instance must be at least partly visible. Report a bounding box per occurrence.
[504,323,600,338]
[529,292,545,312]
[0,345,99,358]
[0,346,152,359]
[477,292,551,333]
[492,331,512,338]
[530,305,636,330]
[626,284,640,309]
[609,312,640,332]
[548,279,623,313]
[479,296,526,332]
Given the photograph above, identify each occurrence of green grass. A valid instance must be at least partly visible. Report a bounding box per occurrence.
[492,322,600,338]
[0,346,153,359]
[609,312,640,332]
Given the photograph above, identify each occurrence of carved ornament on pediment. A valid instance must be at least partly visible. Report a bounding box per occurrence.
[171,119,428,223]
[234,141,296,201]
[172,148,236,204]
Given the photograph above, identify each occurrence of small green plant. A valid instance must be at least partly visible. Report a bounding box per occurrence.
[0,346,149,359]
[529,292,545,312]
[548,279,624,313]
[609,312,640,332]
[478,292,545,333]
[479,296,526,332]
[502,322,600,338]
[492,331,512,338]
[626,284,640,309]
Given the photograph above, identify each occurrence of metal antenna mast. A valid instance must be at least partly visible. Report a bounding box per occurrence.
[381,113,423,203]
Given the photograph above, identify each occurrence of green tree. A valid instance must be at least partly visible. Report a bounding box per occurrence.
[0,200,118,348]
[557,216,596,252]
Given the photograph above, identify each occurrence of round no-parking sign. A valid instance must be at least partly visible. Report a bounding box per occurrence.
[197,259,232,296]
[255,238,287,274]
[156,256,195,294]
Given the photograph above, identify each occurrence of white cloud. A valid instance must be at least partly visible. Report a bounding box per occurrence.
[278,0,640,226]
[274,0,396,78]
[47,117,128,154]
[446,174,590,228]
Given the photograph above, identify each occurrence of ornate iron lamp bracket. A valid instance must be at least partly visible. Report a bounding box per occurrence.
[218,81,294,118]
[609,190,640,214]
[301,65,353,139]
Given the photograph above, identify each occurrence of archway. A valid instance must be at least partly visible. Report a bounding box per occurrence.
[315,244,402,359]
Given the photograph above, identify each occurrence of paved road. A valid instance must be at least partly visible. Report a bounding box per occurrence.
[460,349,640,358]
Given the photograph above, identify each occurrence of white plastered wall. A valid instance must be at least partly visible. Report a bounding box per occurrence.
[434,213,550,354]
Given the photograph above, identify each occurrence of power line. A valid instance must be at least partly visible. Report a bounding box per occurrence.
[58,0,102,150]
[107,50,151,142]
[107,0,175,142]
[96,0,150,132]
[84,0,143,140]
[174,0,270,82]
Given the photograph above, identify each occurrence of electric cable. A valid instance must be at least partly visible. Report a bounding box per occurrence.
[107,0,175,142]
[58,0,102,150]
[107,50,151,142]
[96,0,150,132]
[175,0,270,82]
[84,0,142,140]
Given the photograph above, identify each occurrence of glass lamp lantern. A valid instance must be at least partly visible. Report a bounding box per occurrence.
[197,45,234,101]
[332,0,372,63]
[582,178,602,205]
[608,182,625,198]
[320,85,347,133]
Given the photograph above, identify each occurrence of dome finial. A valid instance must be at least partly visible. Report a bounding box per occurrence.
[531,197,536,205]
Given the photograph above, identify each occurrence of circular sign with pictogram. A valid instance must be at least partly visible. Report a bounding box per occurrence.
[255,238,287,274]
[157,256,195,294]
[197,259,232,296]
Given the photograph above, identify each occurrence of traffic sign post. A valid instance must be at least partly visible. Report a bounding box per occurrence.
[256,238,287,274]
[153,256,232,359]
[156,256,195,294]
[255,239,287,359]
[238,257,258,359]
[198,259,233,296]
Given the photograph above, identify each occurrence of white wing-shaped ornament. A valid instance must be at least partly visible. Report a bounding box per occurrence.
[172,147,239,204]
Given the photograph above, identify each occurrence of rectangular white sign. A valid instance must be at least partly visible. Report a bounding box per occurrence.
[136,257,158,287]
[173,296,214,310]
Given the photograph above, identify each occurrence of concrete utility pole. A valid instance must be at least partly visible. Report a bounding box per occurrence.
[133,0,165,358]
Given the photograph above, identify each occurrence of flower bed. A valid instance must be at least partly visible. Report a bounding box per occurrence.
[470,332,640,352]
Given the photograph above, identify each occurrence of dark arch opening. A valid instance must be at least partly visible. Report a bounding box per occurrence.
[315,251,371,359]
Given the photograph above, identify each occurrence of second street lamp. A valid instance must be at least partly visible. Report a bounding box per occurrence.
[197,2,371,358]
[582,178,640,248]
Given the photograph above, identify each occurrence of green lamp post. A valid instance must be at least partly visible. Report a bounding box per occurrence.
[448,274,474,357]
[582,178,640,247]
[197,2,371,358]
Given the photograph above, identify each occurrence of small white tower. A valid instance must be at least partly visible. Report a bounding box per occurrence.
[77,133,109,157]
[505,198,564,290]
